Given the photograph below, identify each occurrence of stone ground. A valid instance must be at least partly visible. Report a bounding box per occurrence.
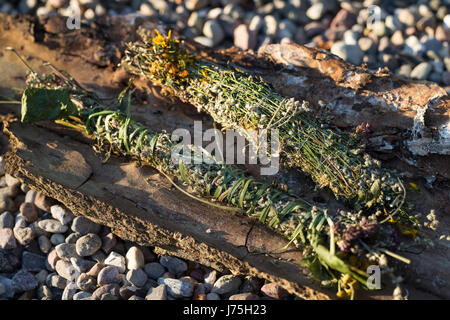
[0,0,449,91]
[0,155,298,300]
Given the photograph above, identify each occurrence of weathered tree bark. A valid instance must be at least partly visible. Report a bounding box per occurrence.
[0,13,449,299]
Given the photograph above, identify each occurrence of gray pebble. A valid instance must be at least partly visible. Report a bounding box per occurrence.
[47,273,67,289]
[97,265,122,285]
[145,284,167,300]
[65,232,81,244]
[144,262,166,279]
[92,284,120,300]
[70,257,96,273]
[4,174,20,187]
[212,275,242,295]
[306,3,326,20]
[50,205,74,225]
[157,277,194,298]
[76,233,102,257]
[38,219,68,233]
[159,256,188,276]
[12,269,38,292]
[73,291,92,300]
[206,292,221,300]
[77,273,97,291]
[0,275,14,298]
[71,216,100,235]
[13,227,35,245]
[35,269,48,284]
[330,41,364,65]
[50,233,65,245]
[22,251,46,272]
[104,251,126,273]
[0,227,17,249]
[55,259,80,281]
[203,20,225,45]
[0,211,14,228]
[62,282,78,300]
[410,62,433,80]
[126,268,148,287]
[125,246,145,270]
[55,243,80,261]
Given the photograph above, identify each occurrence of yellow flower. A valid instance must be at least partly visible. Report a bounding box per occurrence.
[152,29,166,47]
[336,290,346,299]
[409,182,420,191]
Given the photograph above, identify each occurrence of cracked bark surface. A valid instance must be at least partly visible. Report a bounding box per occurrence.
[0,13,449,299]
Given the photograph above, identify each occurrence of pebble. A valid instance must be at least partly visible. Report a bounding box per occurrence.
[159,256,188,276]
[391,30,405,46]
[330,41,364,65]
[87,262,105,277]
[263,15,278,36]
[22,251,46,272]
[19,202,39,223]
[144,262,166,279]
[104,251,126,273]
[47,273,67,289]
[261,282,289,299]
[125,246,145,270]
[35,269,48,284]
[0,275,14,298]
[229,292,260,300]
[50,233,65,245]
[0,194,14,212]
[73,291,92,300]
[0,228,17,249]
[211,275,242,295]
[358,37,375,52]
[185,0,209,11]
[0,250,15,273]
[101,232,117,254]
[157,277,195,298]
[13,227,35,245]
[50,205,74,225]
[203,20,225,45]
[92,283,120,300]
[70,257,95,273]
[47,249,60,270]
[55,259,80,281]
[37,235,51,253]
[62,282,78,300]
[249,15,263,33]
[55,243,80,261]
[234,24,256,50]
[206,292,220,300]
[0,185,20,198]
[34,192,55,212]
[306,3,326,20]
[204,270,217,285]
[77,273,97,292]
[71,216,100,235]
[145,284,167,300]
[76,233,102,256]
[397,8,416,26]
[4,174,20,187]
[38,219,68,233]
[126,268,148,287]
[97,265,122,285]
[0,211,14,228]
[12,269,38,292]
[65,232,81,244]
[24,190,37,203]
[410,62,433,80]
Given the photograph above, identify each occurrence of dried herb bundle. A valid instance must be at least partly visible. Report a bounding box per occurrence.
[16,60,420,299]
[122,29,414,225]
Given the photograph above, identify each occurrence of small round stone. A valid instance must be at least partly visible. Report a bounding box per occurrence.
[55,259,80,281]
[38,235,52,253]
[77,273,97,292]
[203,20,225,45]
[55,243,80,261]
[0,211,14,229]
[125,246,145,270]
[50,233,65,245]
[157,277,195,298]
[50,205,74,225]
[410,62,433,80]
[206,292,220,300]
[97,266,122,285]
[144,262,166,279]
[38,219,68,233]
[159,256,188,276]
[0,228,17,249]
[12,269,38,292]
[211,275,242,295]
[13,227,35,245]
[145,284,167,300]
[126,268,148,287]
[22,251,46,272]
[20,202,39,223]
[104,251,126,273]
[76,233,102,257]
[71,216,100,235]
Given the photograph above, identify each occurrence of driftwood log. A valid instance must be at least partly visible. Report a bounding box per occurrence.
[0,13,449,299]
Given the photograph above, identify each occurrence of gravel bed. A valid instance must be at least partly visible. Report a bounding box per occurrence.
[0,155,297,300]
[0,0,449,91]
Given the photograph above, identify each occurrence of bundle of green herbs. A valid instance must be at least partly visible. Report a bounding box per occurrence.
[121,29,416,229]
[8,50,421,299]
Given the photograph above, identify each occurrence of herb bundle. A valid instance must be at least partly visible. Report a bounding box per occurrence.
[14,58,418,299]
[122,29,414,225]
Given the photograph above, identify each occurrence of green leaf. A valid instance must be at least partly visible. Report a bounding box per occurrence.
[21,87,78,123]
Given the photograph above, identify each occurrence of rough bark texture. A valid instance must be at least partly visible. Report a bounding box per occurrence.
[0,13,449,299]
